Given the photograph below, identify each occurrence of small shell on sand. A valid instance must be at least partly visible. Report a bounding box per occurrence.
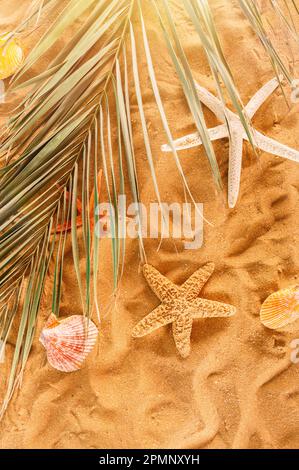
[39,314,98,372]
[0,33,24,80]
[260,285,299,329]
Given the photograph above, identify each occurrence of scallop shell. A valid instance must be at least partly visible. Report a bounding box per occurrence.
[39,314,98,372]
[260,285,299,329]
[0,33,24,80]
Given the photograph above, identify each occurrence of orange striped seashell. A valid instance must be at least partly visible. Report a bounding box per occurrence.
[260,285,299,329]
[40,314,98,372]
[0,33,24,80]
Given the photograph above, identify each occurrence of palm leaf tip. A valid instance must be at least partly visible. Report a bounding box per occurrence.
[0,0,296,417]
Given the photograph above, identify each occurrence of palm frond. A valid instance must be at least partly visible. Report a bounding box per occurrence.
[183,0,258,150]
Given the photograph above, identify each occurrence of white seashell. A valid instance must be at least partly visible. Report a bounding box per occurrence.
[40,314,98,372]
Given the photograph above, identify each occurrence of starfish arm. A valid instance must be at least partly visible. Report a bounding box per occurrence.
[161,124,228,152]
[191,298,236,318]
[245,77,280,119]
[132,304,175,337]
[252,130,299,163]
[195,82,226,122]
[181,262,215,299]
[228,131,244,208]
[143,264,179,302]
[172,315,193,358]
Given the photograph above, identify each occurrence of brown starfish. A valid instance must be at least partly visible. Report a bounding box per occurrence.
[132,263,236,358]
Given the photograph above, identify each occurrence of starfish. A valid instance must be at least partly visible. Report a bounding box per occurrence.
[132,262,236,358]
[161,77,299,208]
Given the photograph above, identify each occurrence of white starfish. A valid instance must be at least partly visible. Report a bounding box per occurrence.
[161,77,299,208]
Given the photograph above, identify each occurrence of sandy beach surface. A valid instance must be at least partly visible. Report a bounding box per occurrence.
[0,0,299,449]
